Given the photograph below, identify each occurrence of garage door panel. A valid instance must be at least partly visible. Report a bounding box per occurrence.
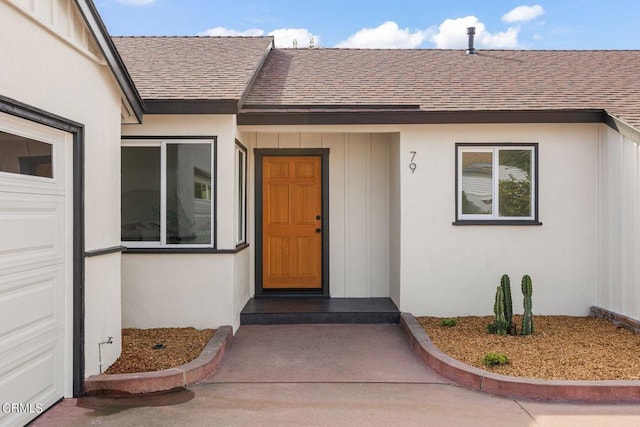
[0,338,63,427]
[0,111,70,424]
[0,194,64,276]
[0,267,63,352]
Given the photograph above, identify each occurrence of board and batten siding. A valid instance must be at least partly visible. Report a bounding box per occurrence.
[598,125,640,320]
[242,132,392,298]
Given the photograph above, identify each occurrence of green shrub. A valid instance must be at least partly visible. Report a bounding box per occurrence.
[440,318,458,327]
[483,352,509,367]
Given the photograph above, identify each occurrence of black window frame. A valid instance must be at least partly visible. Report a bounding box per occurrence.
[454,142,542,226]
[120,135,218,251]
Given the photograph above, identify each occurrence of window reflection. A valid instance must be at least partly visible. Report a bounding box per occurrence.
[121,147,161,241]
[0,131,53,178]
[461,151,493,214]
[166,144,211,244]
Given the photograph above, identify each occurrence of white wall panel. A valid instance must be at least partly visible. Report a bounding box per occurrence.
[251,132,392,298]
[389,134,402,306]
[322,133,347,297]
[598,126,640,320]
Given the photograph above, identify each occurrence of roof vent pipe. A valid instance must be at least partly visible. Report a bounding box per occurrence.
[466,27,477,55]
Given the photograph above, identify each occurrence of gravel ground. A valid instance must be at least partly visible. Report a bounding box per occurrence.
[105,327,214,374]
[417,315,640,380]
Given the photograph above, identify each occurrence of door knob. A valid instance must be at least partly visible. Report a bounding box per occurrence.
[316,215,321,220]
[315,228,322,233]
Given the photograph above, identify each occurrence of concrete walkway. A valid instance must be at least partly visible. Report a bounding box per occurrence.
[34,324,640,426]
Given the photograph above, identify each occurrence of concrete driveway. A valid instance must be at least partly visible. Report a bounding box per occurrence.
[33,324,640,426]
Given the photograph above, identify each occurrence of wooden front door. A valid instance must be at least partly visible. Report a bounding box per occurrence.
[262,155,323,290]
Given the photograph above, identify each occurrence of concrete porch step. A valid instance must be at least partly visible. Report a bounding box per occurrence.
[240,297,400,325]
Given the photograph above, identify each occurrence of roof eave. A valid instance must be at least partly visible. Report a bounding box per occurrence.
[144,99,239,115]
[75,0,144,123]
[237,108,607,126]
[604,112,640,143]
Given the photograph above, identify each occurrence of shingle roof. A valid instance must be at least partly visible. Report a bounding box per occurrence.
[112,36,273,102]
[243,49,640,129]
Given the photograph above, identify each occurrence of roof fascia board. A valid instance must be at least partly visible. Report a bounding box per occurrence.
[237,38,275,112]
[144,100,239,114]
[74,0,144,123]
[237,109,606,126]
[604,113,640,143]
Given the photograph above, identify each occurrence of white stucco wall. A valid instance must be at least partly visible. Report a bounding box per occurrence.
[121,254,234,329]
[399,123,600,317]
[598,125,640,320]
[1,0,126,377]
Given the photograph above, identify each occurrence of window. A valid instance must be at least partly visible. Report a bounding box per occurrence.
[235,141,247,244]
[456,143,538,224]
[0,131,53,178]
[121,138,215,247]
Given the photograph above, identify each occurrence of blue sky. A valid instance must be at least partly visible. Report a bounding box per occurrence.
[95,1,639,50]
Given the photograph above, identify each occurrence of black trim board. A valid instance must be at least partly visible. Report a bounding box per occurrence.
[454,142,540,225]
[235,140,248,245]
[143,99,239,115]
[254,148,330,297]
[238,109,606,126]
[85,246,125,257]
[0,95,85,397]
[74,1,144,122]
[123,243,249,254]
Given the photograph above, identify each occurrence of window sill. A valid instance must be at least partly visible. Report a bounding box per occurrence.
[452,220,543,226]
[123,244,249,254]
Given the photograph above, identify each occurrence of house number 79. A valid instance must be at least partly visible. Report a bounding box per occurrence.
[409,151,417,173]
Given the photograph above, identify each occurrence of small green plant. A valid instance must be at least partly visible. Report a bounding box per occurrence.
[500,274,515,335]
[488,285,509,335]
[440,318,458,327]
[521,274,534,335]
[483,352,509,367]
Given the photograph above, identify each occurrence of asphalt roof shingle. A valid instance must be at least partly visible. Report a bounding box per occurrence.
[112,36,640,129]
[244,49,640,128]
[112,36,273,101]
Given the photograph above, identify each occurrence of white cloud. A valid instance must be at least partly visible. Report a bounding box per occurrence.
[429,16,520,49]
[198,27,264,37]
[480,26,520,48]
[268,28,320,48]
[502,5,545,23]
[335,21,431,49]
[197,27,319,48]
[116,0,156,5]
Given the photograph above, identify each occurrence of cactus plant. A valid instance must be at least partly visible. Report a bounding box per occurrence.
[500,274,514,334]
[521,274,534,335]
[491,285,509,335]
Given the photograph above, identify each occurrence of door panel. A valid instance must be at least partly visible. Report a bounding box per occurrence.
[263,156,322,289]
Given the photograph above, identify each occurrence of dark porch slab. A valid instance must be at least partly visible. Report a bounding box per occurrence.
[240,297,400,325]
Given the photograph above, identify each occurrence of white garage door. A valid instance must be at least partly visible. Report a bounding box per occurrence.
[0,112,72,426]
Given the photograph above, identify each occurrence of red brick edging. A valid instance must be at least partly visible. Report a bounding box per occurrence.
[400,313,640,403]
[83,326,233,395]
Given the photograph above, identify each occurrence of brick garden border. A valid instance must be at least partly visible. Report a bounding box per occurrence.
[400,313,640,403]
[84,326,233,395]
